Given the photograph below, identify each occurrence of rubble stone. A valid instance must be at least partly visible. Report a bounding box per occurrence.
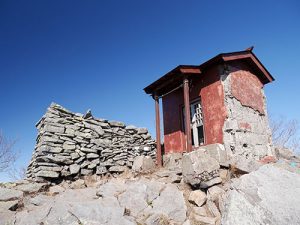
[182,149,220,187]
[132,155,156,174]
[207,185,225,202]
[26,103,156,181]
[188,190,207,207]
[69,164,81,175]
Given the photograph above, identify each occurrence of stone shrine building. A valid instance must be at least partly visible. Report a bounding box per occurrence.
[144,47,275,165]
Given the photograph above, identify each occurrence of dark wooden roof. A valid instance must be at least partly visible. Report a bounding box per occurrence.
[144,48,275,96]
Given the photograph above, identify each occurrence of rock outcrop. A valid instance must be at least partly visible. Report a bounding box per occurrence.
[2,145,300,225]
[26,103,156,182]
[221,164,300,225]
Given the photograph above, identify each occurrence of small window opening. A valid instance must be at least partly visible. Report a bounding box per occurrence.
[182,99,205,147]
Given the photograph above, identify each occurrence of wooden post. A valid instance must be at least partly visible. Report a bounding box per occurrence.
[183,77,192,152]
[154,94,162,167]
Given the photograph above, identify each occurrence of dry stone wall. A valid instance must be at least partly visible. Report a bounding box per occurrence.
[26,103,156,181]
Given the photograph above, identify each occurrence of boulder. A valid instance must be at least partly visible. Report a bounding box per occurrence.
[150,184,187,223]
[118,182,149,217]
[182,149,221,187]
[221,164,300,225]
[132,155,156,174]
[188,190,207,207]
[201,143,229,167]
[0,188,23,201]
[231,156,262,174]
[163,153,182,169]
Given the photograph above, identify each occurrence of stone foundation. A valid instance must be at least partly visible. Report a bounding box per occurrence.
[26,103,156,181]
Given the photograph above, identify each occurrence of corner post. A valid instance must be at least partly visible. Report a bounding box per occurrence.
[183,77,192,152]
[154,94,162,167]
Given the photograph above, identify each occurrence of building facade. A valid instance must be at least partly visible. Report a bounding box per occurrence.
[144,48,274,165]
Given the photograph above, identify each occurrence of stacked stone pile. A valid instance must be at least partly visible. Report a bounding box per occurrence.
[26,103,156,181]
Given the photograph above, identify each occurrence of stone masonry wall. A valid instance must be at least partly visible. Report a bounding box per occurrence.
[26,103,156,181]
[220,65,274,160]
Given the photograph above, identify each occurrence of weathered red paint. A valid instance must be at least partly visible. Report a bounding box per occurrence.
[259,155,277,164]
[162,88,185,153]
[198,67,227,145]
[238,122,252,131]
[162,65,227,153]
[230,69,265,114]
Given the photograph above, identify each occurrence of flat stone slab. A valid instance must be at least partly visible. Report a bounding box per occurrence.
[15,183,47,194]
[0,188,23,201]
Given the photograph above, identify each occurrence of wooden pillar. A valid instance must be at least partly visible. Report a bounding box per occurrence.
[183,77,192,152]
[154,94,162,167]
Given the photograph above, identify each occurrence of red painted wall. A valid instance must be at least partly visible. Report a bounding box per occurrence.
[162,65,227,153]
[230,69,265,114]
[162,61,267,154]
[162,88,185,153]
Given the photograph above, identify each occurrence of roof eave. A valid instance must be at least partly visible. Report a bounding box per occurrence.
[221,51,275,84]
[143,65,201,95]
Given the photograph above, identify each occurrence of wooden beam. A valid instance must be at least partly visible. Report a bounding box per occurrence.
[183,78,192,152]
[154,95,162,166]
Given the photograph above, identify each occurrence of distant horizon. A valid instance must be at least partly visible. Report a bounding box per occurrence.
[1,0,300,182]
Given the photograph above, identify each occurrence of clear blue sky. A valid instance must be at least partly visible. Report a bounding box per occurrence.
[0,0,299,181]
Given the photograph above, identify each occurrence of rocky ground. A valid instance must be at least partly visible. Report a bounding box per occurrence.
[1,147,300,225]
